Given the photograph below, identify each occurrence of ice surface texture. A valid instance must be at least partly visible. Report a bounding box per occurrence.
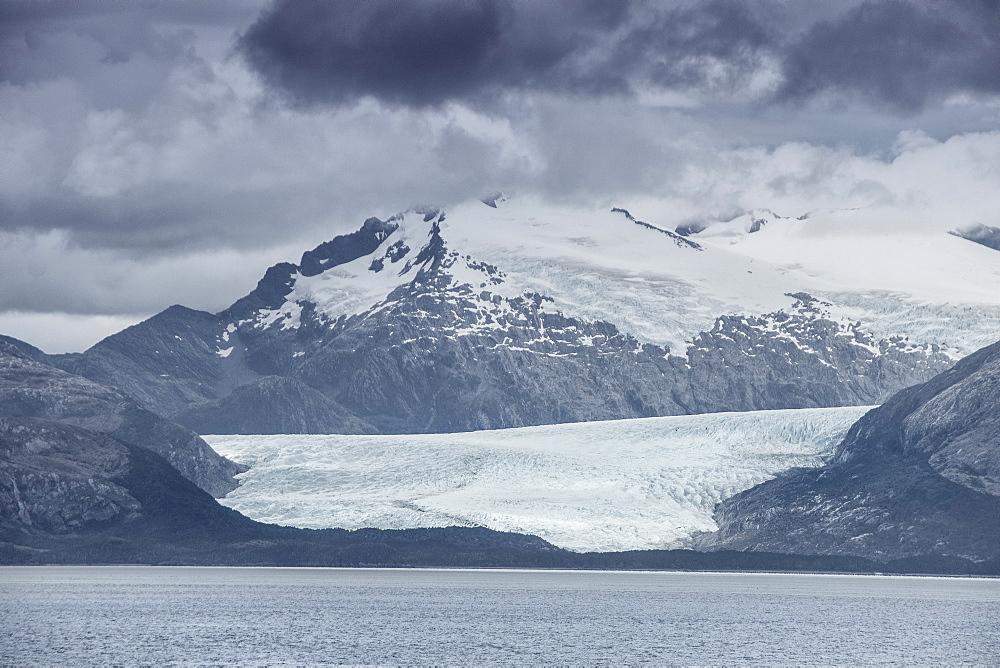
[208,406,869,552]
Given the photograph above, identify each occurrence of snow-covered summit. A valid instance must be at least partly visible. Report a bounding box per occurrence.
[51,195,1000,435]
[677,208,786,242]
[241,195,1000,356]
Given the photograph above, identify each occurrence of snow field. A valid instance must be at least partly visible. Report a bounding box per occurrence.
[247,197,1000,356]
[206,406,871,552]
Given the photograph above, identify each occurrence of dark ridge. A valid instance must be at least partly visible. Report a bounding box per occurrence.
[226,262,299,317]
[611,208,703,251]
[46,304,233,421]
[0,343,242,497]
[409,221,448,278]
[299,217,399,277]
[836,339,1000,464]
[0,335,45,361]
[83,305,222,356]
[949,224,1000,251]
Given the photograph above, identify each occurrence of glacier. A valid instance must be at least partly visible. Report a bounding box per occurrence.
[206,406,870,552]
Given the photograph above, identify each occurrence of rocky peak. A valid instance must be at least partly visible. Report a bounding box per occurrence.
[610,207,702,250]
[949,224,1000,251]
[299,216,400,277]
[0,336,45,362]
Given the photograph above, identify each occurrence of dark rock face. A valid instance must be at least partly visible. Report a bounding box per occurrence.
[175,376,374,435]
[0,415,567,567]
[0,335,46,362]
[299,217,399,277]
[950,224,1000,251]
[228,262,299,316]
[700,340,1000,561]
[0,342,241,497]
[296,296,684,433]
[44,214,953,435]
[0,418,141,534]
[679,294,950,414]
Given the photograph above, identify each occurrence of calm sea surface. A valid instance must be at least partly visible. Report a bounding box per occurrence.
[1,566,998,665]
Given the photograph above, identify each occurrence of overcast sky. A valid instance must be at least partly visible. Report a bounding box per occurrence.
[2,0,999,352]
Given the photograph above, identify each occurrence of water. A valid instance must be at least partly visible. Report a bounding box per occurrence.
[1,567,998,665]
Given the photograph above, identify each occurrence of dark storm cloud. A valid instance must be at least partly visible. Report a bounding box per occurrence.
[614,0,777,91]
[238,0,785,107]
[238,0,636,107]
[777,0,1000,113]
[239,0,1000,113]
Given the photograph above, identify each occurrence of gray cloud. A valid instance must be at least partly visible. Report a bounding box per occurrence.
[239,0,1000,114]
[239,0,636,108]
[0,0,262,111]
[237,0,794,109]
[777,0,1000,114]
[612,0,778,92]
[0,0,260,31]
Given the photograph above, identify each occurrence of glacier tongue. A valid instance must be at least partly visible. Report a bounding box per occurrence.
[206,406,870,552]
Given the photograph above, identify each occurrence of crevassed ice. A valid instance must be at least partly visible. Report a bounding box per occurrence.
[206,406,870,552]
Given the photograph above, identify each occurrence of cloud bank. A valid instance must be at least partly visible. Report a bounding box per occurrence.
[0,0,998,351]
[240,0,1000,112]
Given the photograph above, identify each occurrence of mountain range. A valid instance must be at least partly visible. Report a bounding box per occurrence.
[3,197,999,568]
[45,198,1000,435]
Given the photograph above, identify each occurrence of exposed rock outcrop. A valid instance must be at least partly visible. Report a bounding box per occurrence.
[0,341,242,496]
[699,340,1000,561]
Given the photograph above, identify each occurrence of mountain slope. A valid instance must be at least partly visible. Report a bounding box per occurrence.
[950,224,1000,252]
[0,340,241,496]
[45,198,994,434]
[700,340,1000,561]
[175,376,375,435]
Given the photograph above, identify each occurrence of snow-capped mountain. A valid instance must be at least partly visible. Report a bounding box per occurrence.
[50,196,1000,434]
[206,406,869,552]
